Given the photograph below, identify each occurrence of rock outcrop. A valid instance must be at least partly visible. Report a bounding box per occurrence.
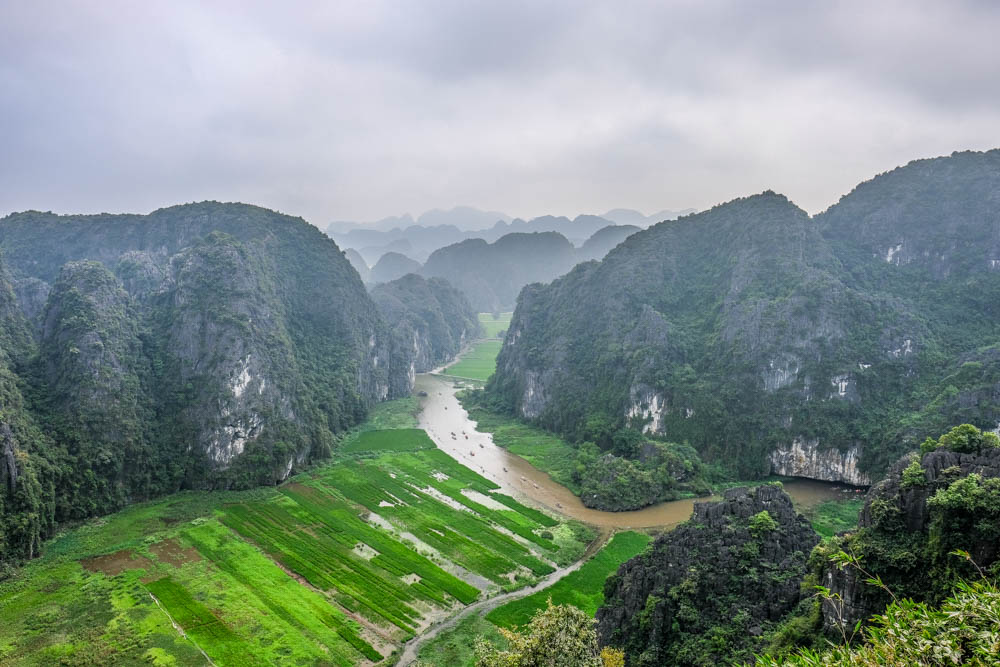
[818,425,1000,633]
[597,485,819,665]
[769,439,870,486]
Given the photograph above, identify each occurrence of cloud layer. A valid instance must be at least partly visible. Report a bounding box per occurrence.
[2,0,998,223]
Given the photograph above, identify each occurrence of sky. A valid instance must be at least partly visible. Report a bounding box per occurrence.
[2,0,999,226]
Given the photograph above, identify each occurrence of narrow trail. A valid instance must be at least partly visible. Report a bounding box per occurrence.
[396,527,613,666]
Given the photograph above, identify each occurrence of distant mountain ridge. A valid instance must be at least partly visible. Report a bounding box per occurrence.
[487,149,1000,484]
[326,206,693,263]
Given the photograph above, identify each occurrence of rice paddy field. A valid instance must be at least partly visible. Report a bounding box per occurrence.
[0,402,586,666]
[486,531,651,629]
[478,312,512,338]
[416,530,652,666]
[440,339,504,381]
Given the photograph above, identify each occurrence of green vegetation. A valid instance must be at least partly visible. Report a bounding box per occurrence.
[341,427,435,453]
[475,601,612,667]
[0,202,422,560]
[372,273,481,374]
[442,340,504,381]
[479,312,513,338]
[417,613,508,667]
[1,390,591,665]
[462,395,582,493]
[487,531,651,629]
[422,232,579,313]
[486,151,1000,486]
[461,391,711,510]
[801,498,864,539]
[759,578,1000,666]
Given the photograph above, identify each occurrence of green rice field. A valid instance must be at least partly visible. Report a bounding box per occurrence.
[478,312,512,338]
[341,428,436,453]
[486,530,651,629]
[441,339,504,381]
[0,405,583,666]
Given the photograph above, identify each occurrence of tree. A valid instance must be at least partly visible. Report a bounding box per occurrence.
[475,600,603,667]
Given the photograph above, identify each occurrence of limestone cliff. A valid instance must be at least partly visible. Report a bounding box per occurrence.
[0,202,414,561]
[769,439,870,485]
[817,425,1000,633]
[370,273,479,395]
[488,150,1000,482]
[597,485,819,665]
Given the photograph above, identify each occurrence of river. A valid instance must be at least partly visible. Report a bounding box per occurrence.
[415,373,854,528]
[399,372,856,664]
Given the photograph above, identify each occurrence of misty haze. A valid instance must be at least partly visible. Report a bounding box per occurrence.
[2,2,999,666]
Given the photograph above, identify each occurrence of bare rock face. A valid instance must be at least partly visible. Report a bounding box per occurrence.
[597,485,819,665]
[1,423,17,494]
[769,439,871,486]
[164,235,297,476]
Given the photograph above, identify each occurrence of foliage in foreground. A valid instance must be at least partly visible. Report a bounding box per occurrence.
[758,578,1000,666]
[475,601,623,667]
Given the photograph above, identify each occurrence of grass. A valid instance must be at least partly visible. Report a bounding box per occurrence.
[442,340,504,381]
[486,531,651,629]
[0,394,590,665]
[341,428,436,453]
[417,611,509,667]
[478,312,513,338]
[803,498,865,538]
[460,396,582,494]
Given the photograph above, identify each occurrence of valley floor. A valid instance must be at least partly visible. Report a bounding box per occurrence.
[1,338,866,667]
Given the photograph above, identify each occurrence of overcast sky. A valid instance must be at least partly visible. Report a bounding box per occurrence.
[2,1,998,225]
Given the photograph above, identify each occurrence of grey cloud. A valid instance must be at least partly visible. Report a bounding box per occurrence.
[1,0,998,223]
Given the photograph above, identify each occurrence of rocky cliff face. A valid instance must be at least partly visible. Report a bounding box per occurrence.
[488,150,1000,482]
[769,439,870,485]
[597,485,819,665]
[0,202,415,561]
[818,425,1000,633]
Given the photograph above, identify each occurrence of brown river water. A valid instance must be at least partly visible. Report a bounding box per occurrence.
[415,373,856,529]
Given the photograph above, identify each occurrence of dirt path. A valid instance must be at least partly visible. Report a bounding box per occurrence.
[396,528,613,666]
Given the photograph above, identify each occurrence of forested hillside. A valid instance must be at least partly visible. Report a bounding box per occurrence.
[371,273,480,393]
[0,202,413,563]
[488,150,1000,486]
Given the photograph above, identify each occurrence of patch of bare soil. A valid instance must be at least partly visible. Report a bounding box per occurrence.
[80,549,153,576]
[149,538,202,567]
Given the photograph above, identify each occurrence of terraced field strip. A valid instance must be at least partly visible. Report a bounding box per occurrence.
[316,458,555,580]
[486,531,652,629]
[146,576,251,665]
[441,339,504,380]
[217,440,565,650]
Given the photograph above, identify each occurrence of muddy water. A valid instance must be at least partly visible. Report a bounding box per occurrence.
[415,374,854,529]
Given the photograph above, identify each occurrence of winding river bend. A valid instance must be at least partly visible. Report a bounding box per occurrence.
[415,373,848,528]
[399,372,854,664]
